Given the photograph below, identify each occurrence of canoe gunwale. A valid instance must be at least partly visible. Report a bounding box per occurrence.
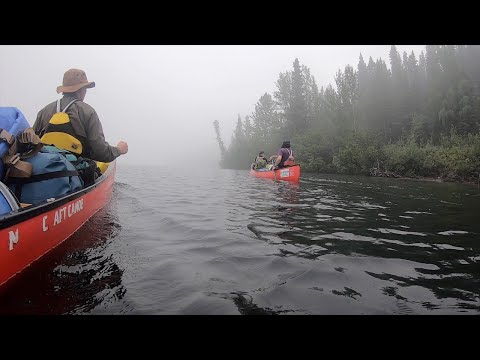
[249,164,301,181]
[250,164,300,173]
[0,161,115,230]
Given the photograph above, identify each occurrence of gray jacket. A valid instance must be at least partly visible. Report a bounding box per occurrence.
[33,94,120,162]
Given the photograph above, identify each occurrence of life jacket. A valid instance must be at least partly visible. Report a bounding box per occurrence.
[284,148,295,166]
[40,99,87,156]
[279,148,293,167]
[255,156,268,169]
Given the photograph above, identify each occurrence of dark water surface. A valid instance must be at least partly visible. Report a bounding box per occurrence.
[1,165,479,314]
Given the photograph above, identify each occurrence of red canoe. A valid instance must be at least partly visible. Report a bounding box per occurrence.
[249,164,301,182]
[0,161,116,288]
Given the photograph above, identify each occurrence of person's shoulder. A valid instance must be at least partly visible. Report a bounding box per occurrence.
[74,101,98,120]
[75,100,96,113]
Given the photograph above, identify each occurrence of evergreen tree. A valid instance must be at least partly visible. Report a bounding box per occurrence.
[289,58,308,136]
[274,58,311,138]
[251,93,278,142]
[218,47,480,176]
[234,114,244,143]
[213,120,226,159]
[244,115,254,139]
[335,65,358,132]
[357,53,369,130]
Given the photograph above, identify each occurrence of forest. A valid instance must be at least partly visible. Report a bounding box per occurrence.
[214,46,480,182]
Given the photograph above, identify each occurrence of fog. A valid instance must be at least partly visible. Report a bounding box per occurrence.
[0,45,425,167]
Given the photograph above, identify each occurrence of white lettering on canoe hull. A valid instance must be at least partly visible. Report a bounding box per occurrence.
[8,228,19,251]
[49,199,84,229]
[280,169,290,178]
[7,199,85,251]
[43,216,48,232]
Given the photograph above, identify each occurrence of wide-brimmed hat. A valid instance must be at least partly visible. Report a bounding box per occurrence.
[56,69,95,94]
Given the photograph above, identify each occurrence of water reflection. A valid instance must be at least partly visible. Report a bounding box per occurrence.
[238,173,480,313]
[0,202,125,315]
[4,168,477,314]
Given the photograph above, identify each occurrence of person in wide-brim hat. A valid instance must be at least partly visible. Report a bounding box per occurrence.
[33,68,128,163]
[56,68,96,94]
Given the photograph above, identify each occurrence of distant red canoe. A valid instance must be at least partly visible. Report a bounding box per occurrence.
[0,161,116,288]
[249,164,301,182]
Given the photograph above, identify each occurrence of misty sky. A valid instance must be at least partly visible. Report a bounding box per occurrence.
[0,45,425,166]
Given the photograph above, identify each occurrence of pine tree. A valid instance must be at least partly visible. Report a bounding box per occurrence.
[335,65,358,132]
[321,84,340,131]
[233,114,245,143]
[219,45,480,173]
[274,58,311,138]
[244,115,254,139]
[418,50,428,111]
[357,53,368,130]
[251,92,279,142]
[406,51,420,117]
[289,58,308,136]
[303,65,321,129]
[213,120,226,158]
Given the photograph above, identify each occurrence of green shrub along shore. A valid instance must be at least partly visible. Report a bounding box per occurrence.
[295,130,480,183]
[213,46,480,184]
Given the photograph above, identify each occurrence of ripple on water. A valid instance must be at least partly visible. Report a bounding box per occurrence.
[0,168,479,314]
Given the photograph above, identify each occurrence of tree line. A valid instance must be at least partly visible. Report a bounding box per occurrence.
[214,46,480,181]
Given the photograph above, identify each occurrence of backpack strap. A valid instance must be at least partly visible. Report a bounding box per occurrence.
[6,170,79,185]
[6,170,80,201]
[39,98,79,137]
[55,98,78,113]
[1,128,37,182]
[62,99,78,112]
[17,127,44,160]
[0,129,15,145]
[3,156,32,181]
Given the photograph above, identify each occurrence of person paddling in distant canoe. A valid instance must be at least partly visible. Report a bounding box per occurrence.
[269,140,294,170]
[251,151,268,170]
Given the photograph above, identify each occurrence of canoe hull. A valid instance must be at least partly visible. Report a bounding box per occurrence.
[0,162,116,288]
[249,164,300,182]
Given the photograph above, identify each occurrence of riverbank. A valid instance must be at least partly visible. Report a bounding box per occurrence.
[291,132,480,187]
[368,173,480,186]
[365,166,480,185]
[222,165,480,186]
